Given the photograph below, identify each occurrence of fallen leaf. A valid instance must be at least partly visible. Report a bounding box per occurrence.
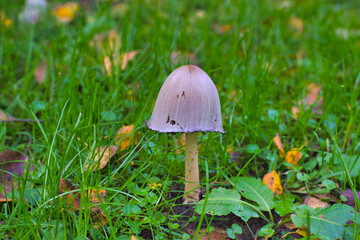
[281,228,307,238]
[115,124,140,151]
[273,133,285,158]
[53,1,79,23]
[289,17,303,35]
[35,61,47,84]
[291,105,300,119]
[216,24,231,34]
[86,145,117,171]
[0,110,16,121]
[0,150,33,202]
[285,148,302,166]
[186,226,229,240]
[104,56,112,76]
[292,83,323,119]
[262,170,283,195]
[120,50,138,70]
[58,179,108,226]
[303,195,328,209]
[314,193,338,203]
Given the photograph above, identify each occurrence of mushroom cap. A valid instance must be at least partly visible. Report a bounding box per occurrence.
[147,65,224,133]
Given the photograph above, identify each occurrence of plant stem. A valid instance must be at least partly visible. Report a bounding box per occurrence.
[184,132,199,201]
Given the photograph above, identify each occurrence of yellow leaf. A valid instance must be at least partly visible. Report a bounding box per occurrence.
[273,133,285,158]
[262,170,283,195]
[86,145,117,171]
[53,2,79,23]
[115,124,139,151]
[285,148,302,166]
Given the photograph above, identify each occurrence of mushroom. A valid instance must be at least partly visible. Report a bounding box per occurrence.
[147,65,224,202]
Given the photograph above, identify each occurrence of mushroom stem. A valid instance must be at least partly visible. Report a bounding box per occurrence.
[184,132,199,201]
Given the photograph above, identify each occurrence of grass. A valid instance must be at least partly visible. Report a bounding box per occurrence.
[0,0,360,239]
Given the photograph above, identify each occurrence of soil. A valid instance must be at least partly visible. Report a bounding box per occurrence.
[140,185,304,240]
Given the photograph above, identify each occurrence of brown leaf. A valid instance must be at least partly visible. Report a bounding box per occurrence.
[115,124,140,151]
[86,145,117,171]
[273,133,285,158]
[186,227,229,240]
[35,61,47,84]
[58,178,108,226]
[303,195,328,209]
[262,170,283,195]
[0,150,32,202]
[285,148,302,166]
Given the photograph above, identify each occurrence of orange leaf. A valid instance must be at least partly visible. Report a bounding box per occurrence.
[285,148,302,166]
[273,133,285,158]
[216,24,231,34]
[104,56,112,76]
[120,50,138,70]
[53,2,79,23]
[175,133,186,154]
[262,170,283,195]
[115,124,140,151]
[86,145,117,171]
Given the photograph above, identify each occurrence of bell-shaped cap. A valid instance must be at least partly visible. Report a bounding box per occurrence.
[147,65,224,133]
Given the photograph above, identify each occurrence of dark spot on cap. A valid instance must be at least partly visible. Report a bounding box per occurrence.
[166,116,170,123]
[170,120,176,125]
[177,94,179,98]
[182,91,185,97]
[215,119,217,122]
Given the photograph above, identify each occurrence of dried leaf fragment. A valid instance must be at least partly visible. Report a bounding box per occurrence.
[53,1,79,23]
[289,17,303,35]
[0,110,16,121]
[285,148,302,166]
[35,61,47,84]
[115,124,140,151]
[273,133,285,158]
[0,150,33,202]
[262,170,283,195]
[303,195,328,209]
[120,50,138,70]
[58,179,108,226]
[86,145,117,171]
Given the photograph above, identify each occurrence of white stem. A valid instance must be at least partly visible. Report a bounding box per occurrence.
[184,132,199,201]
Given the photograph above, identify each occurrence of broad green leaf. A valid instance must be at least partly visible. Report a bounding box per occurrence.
[195,188,241,215]
[235,177,274,211]
[291,204,354,240]
[230,204,259,222]
[274,194,298,217]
